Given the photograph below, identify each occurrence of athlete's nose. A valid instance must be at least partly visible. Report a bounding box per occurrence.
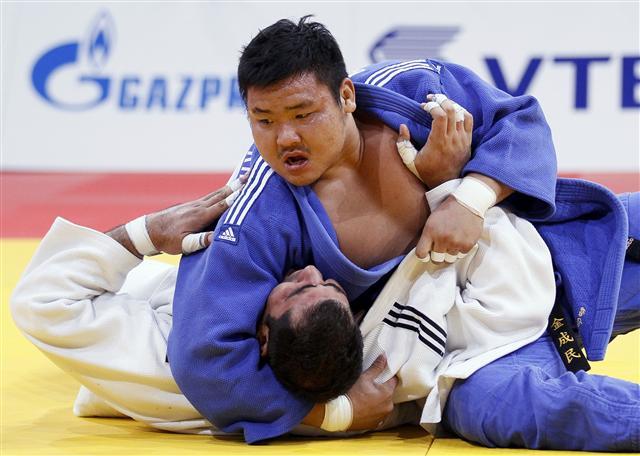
[295,265,324,285]
[276,123,301,150]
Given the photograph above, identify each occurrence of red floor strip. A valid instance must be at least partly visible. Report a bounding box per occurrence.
[1,172,230,237]
[1,171,638,238]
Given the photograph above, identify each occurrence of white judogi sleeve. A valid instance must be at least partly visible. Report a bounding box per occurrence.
[10,218,215,434]
[360,180,555,432]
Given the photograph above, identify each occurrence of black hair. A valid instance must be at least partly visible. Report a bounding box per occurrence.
[266,299,363,403]
[238,16,348,105]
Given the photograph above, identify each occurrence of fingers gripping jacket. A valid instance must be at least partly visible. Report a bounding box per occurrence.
[126,215,207,256]
[424,94,466,122]
[228,178,244,192]
[321,395,354,432]
[397,94,468,182]
[125,184,245,257]
[224,186,242,206]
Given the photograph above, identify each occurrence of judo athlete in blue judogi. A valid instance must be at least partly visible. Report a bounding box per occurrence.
[170,18,639,450]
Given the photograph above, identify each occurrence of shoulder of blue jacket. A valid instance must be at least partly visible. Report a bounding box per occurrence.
[350,59,442,88]
[216,156,294,245]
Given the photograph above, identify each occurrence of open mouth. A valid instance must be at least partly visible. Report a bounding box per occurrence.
[286,156,307,166]
[283,152,309,170]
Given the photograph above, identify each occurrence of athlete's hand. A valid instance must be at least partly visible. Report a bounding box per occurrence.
[146,176,246,255]
[416,195,482,263]
[348,354,397,431]
[396,94,472,188]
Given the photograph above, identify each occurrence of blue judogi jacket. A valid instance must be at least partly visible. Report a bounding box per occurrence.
[169,60,632,443]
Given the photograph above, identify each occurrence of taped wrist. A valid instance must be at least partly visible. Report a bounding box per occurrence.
[124,216,160,256]
[451,176,497,219]
[320,394,353,432]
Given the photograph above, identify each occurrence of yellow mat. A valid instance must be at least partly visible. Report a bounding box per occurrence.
[2,239,638,455]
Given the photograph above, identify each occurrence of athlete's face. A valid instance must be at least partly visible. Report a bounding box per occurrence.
[258,265,350,357]
[246,72,357,186]
[265,265,349,319]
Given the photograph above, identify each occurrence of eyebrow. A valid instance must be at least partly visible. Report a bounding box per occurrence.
[251,100,314,114]
[286,283,347,300]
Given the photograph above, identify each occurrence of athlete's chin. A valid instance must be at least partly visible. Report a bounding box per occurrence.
[284,175,318,187]
[278,165,320,186]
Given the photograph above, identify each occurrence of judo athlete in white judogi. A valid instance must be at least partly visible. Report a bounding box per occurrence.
[12,176,562,438]
[10,208,220,434]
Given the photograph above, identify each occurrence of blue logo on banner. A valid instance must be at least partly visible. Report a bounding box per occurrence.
[369,26,640,109]
[369,26,460,63]
[31,11,243,112]
[31,12,113,110]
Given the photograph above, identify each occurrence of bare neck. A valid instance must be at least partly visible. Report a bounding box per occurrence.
[312,114,429,269]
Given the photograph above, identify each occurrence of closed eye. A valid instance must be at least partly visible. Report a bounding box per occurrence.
[286,282,347,300]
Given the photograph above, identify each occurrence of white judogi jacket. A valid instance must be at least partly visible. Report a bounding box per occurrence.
[10,180,554,435]
[10,219,216,434]
[360,180,555,432]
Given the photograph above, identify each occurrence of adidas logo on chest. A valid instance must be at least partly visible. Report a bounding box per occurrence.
[216,224,239,245]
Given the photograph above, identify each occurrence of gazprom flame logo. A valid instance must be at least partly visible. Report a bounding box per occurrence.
[31,12,115,110]
[87,14,114,69]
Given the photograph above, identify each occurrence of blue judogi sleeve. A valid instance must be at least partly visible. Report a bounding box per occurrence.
[168,157,313,443]
[352,60,558,220]
[444,63,557,220]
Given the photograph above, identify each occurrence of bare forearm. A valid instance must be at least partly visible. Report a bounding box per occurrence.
[106,225,143,259]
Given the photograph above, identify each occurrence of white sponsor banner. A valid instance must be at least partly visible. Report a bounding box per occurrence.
[2,2,638,172]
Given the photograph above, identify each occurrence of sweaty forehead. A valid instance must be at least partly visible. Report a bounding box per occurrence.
[247,73,332,111]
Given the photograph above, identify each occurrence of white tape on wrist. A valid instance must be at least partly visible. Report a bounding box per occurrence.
[451,176,497,219]
[124,216,160,256]
[321,394,353,432]
[396,140,420,179]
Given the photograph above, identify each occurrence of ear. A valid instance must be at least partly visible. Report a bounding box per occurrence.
[257,323,270,359]
[340,78,356,114]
